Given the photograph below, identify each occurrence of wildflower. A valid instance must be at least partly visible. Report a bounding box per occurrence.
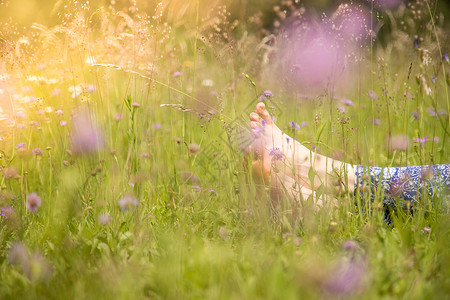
[431,77,436,84]
[114,113,123,121]
[426,107,436,117]
[389,135,410,151]
[63,160,70,166]
[172,71,182,78]
[71,110,104,155]
[413,39,418,48]
[262,90,274,97]
[131,102,140,107]
[208,189,217,195]
[86,85,96,93]
[323,258,367,296]
[192,185,201,192]
[421,227,431,234]
[8,242,28,266]
[289,121,301,130]
[258,90,274,101]
[410,111,419,120]
[433,137,439,142]
[118,195,139,211]
[342,99,354,106]
[31,148,43,156]
[373,119,381,125]
[368,90,378,100]
[59,120,67,127]
[182,171,197,183]
[443,54,449,63]
[286,137,290,143]
[269,148,283,161]
[152,123,162,129]
[14,142,26,149]
[16,111,26,119]
[26,193,42,213]
[69,85,83,98]
[188,143,200,154]
[208,109,217,115]
[342,240,359,251]
[99,214,111,225]
[55,109,63,115]
[414,136,430,146]
[1,206,13,218]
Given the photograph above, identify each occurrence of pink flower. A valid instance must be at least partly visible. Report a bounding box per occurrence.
[172,71,182,78]
[31,148,43,156]
[118,195,139,211]
[71,110,104,155]
[27,193,42,213]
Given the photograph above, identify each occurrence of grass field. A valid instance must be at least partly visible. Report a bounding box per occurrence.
[0,0,449,299]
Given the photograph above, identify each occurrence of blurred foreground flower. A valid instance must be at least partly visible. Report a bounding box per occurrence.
[27,193,42,213]
[8,242,52,282]
[118,195,139,211]
[71,110,104,156]
[322,257,367,296]
[389,135,410,151]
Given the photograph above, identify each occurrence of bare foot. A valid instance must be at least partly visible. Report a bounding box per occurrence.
[247,102,355,205]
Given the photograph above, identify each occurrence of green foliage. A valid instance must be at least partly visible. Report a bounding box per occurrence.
[0,1,449,299]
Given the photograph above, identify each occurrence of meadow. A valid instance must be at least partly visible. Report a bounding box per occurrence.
[0,0,449,299]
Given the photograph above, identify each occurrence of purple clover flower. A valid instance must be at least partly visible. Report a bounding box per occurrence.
[26,193,42,213]
[86,85,96,93]
[414,136,430,146]
[368,90,378,101]
[1,206,13,219]
[15,142,26,149]
[118,195,139,211]
[269,148,283,161]
[443,53,449,63]
[262,90,274,97]
[71,110,104,155]
[323,258,367,296]
[152,123,162,129]
[258,90,274,101]
[31,148,43,156]
[342,99,354,106]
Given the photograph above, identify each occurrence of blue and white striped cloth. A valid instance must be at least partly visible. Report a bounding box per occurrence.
[355,164,450,207]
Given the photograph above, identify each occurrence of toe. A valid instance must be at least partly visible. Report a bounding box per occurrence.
[249,112,260,122]
[250,121,260,129]
[255,102,273,125]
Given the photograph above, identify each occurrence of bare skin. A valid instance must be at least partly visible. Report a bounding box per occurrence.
[247,102,356,206]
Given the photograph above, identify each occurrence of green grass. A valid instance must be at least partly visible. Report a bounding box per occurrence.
[0,1,449,299]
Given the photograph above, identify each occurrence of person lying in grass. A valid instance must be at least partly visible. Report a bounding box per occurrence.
[246,102,450,210]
